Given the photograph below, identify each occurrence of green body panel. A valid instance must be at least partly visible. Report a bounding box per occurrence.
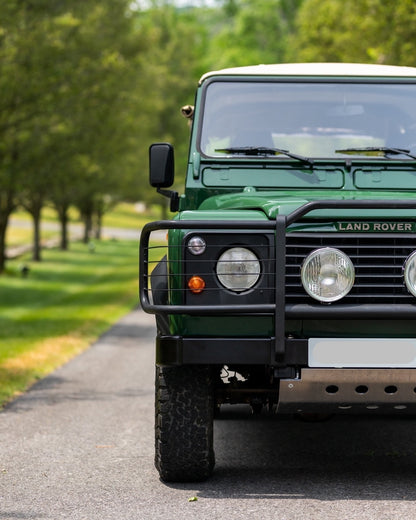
[166,69,416,340]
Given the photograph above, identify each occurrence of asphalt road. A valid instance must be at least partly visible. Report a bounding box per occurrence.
[1,309,416,519]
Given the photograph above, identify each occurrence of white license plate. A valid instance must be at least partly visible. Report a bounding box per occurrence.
[308,338,416,368]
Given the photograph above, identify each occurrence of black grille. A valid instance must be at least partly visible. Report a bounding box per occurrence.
[286,233,416,304]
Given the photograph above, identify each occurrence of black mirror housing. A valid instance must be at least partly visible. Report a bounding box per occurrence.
[148,142,179,212]
[149,143,174,188]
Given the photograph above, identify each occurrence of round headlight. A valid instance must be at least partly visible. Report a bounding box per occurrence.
[301,247,355,303]
[216,247,260,292]
[404,250,416,296]
[187,236,206,255]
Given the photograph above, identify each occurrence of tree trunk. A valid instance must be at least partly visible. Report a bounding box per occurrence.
[0,190,15,274]
[0,217,8,274]
[32,209,42,261]
[24,199,43,262]
[56,205,69,251]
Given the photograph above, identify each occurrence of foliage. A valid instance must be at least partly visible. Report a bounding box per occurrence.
[291,0,416,65]
[133,5,204,194]
[0,0,144,267]
[205,0,303,69]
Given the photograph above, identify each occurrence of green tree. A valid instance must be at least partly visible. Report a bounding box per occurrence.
[206,0,303,69]
[18,121,56,261]
[132,4,204,213]
[0,0,146,264]
[291,0,416,65]
[0,1,47,270]
[47,1,144,245]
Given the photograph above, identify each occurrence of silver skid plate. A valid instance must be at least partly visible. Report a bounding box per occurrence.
[278,368,416,414]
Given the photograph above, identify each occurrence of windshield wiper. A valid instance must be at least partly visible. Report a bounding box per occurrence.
[215,146,314,166]
[335,146,416,160]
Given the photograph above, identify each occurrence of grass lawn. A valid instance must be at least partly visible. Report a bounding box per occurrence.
[0,239,146,407]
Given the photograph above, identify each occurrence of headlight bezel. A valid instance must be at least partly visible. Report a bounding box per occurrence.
[216,246,261,293]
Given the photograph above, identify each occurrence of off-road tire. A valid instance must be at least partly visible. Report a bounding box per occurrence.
[155,365,215,482]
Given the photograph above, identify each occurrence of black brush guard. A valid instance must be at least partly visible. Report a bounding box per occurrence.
[139,199,416,366]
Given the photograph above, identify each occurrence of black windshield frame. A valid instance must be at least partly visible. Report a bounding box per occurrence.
[197,77,416,161]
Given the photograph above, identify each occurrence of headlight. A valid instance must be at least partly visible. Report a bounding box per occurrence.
[216,247,260,292]
[404,251,416,296]
[301,247,355,302]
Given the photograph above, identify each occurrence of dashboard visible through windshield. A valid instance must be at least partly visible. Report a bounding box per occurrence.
[199,80,416,159]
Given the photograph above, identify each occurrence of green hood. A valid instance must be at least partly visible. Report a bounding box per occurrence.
[197,188,416,219]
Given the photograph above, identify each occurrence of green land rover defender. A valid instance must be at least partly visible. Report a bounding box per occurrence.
[140,63,416,482]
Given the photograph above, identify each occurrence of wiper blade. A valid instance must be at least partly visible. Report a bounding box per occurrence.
[335,146,416,160]
[215,146,314,166]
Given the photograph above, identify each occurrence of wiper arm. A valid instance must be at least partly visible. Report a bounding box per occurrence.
[215,146,314,166]
[335,146,416,160]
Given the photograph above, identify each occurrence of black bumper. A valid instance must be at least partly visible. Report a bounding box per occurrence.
[156,335,308,366]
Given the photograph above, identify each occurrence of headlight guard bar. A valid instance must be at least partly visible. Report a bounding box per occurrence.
[140,198,416,315]
[139,199,416,362]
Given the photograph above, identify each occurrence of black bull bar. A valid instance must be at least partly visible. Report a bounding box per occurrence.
[139,199,416,364]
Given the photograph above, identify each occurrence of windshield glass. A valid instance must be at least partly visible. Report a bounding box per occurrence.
[199,80,416,159]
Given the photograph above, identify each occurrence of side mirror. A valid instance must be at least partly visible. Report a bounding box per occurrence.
[149,143,174,188]
[148,143,179,212]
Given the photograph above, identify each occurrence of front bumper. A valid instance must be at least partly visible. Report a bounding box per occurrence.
[156,335,307,365]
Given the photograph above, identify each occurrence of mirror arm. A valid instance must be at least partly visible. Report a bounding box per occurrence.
[157,188,180,212]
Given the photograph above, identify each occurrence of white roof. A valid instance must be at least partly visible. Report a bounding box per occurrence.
[200,63,416,83]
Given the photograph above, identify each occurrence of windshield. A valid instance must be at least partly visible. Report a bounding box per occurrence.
[199,80,416,159]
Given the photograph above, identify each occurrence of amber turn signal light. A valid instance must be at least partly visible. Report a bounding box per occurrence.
[188,276,205,294]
